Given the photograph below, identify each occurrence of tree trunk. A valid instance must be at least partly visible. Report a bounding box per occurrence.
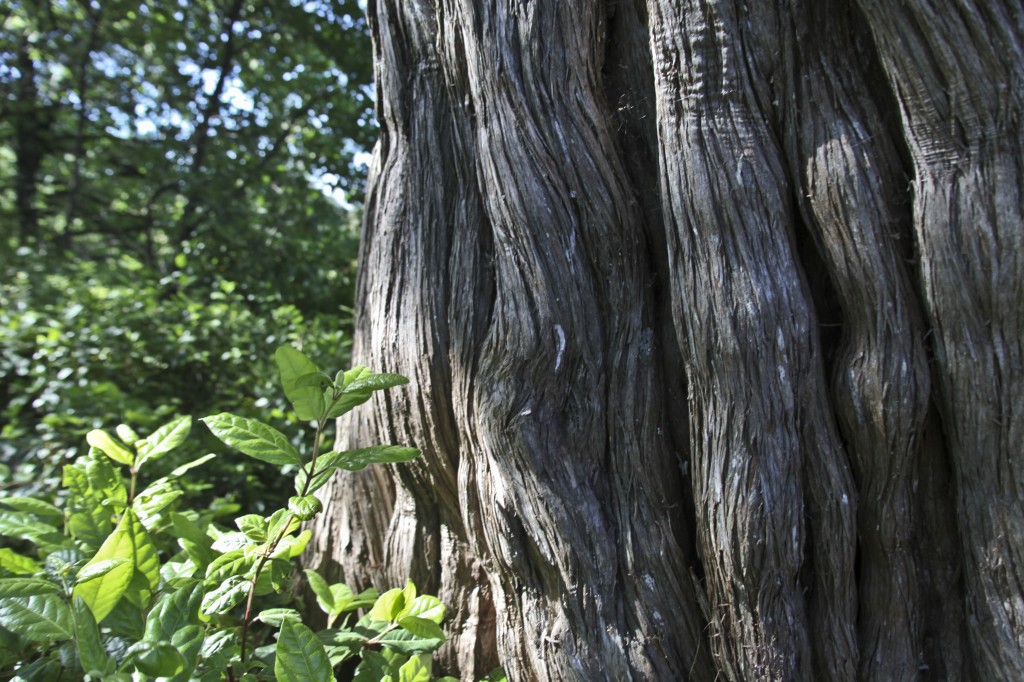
[308,1,1024,679]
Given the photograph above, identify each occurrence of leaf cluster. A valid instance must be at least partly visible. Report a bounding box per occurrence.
[0,345,499,681]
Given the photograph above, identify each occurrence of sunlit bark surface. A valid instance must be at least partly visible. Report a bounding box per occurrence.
[308,1,1024,679]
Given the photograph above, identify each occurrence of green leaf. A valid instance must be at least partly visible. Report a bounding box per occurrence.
[167,624,205,682]
[398,655,432,682]
[116,424,142,446]
[132,477,183,531]
[123,641,186,677]
[324,368,410,419]
[369,587,406,623]
[256,607,302,627]
[376,627,447,656]
[0,594,73,642]
[344,373,410,394]
[397,616,445,641]
[74,508,159,622]
[272,529,312,560]
[168,453,216,478]
[404,595,446,624]
[334,445,421,472]
[235,514,268,543]
[86,429,135,466]
[73,597,113,675]
[304,569,335,614]
[205,549,255,583]
[143,582,202,643]
[288,494,323,521]
[137,415,192,467]
[266,508,299,542]
[0,510,62,546]
[275,620,333,682]
[0,577,61,597]
[275,346,326,421]
[0,547,41,575]
[201,575,249,616]
[0,496,63,524]
[201,413,302,467]
[64,456,123,548]
[74,558,130,583]
[170,513,216,568]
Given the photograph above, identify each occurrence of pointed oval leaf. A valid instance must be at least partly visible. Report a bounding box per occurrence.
[0,594,74,642]
[201,414,302,467]
[138,415,192,467]
[0,577,62,597]
[403,595,446,625]
[397,616,446,641]
[368,588,405,623]
[303,569,335,615]
[86,429,135,466]
[0,547,41,575]
[201,575,250,616]
[398,655,432,682]
[275,620,333,682]
[0,496,63,524]
[275,346,326,420]
[288,495,323,521]
[334,446,421,472]
[73,597,113,675]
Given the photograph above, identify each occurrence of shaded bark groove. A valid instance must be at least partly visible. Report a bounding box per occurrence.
[308,1,1023,680]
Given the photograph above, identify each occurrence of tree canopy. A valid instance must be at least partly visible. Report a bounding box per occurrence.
[1,0,371,311]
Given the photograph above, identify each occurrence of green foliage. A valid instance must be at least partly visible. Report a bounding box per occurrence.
[0,257,350,511]
[0,0,371,304]
[0,346,496,681]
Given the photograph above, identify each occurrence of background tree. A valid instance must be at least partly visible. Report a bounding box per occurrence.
[0,0,371,505]
[308,0,1023,680]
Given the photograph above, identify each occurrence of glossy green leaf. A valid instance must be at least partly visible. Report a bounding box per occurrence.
[288,494,323,520]
[272,529,311,560]
[86,429,135,466]
[116,424,142,446]
[0,496,63,524]
[0,594,73,641]
[167,624,205,682]
[74,508,159,622]
[0,510,62,545]
[397,616,445,641]
[275,346,326,420]
[403,595,446,624]
[73,597,113,675]
[201,575,250,616]
[143,582,202,643]
[256,607,302,627]
[368,587,405,623]
[334,445,421,472]
[0,577,61,597]
[123,641,186,677]
[201,413,302,466]
[304,569,335,614]
[132,477,183,531]
[204,549,255,582]
[275,620,334,682]
[0,547,41,575]
[136,415,192,467]
[63,456,123,547]
[168,453,216,478]
[235,514,268,543]
[398,655,432,682]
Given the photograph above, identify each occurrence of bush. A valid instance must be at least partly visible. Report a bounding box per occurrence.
[0,252,351,512]
[0,346,499,681]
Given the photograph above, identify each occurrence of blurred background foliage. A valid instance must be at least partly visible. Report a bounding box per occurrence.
[0,0,373,509]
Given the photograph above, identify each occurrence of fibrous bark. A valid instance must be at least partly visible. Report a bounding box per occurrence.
[309,1,1024,680]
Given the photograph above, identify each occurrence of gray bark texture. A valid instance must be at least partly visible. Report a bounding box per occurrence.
[307,0,1024,679]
